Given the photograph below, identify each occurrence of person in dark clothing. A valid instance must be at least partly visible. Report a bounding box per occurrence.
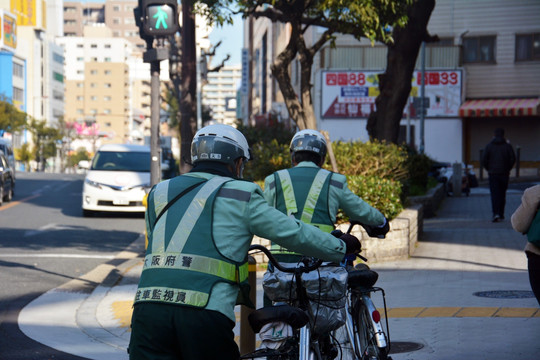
[481,128,516,222]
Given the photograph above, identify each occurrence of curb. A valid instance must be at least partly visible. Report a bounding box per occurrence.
[75,234,145,349]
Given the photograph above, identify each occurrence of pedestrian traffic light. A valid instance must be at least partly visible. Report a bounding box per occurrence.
[139,0,179,38]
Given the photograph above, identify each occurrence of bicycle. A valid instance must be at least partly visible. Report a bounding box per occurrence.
[240,222,391,360]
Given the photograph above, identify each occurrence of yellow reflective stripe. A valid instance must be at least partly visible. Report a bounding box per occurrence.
[276,170,297,216]
[143,253,248,282]
[300,169,330,224]
[237,262,248,282]
[134,286,208,307]
[153,181,169,219]
[165,177,229,253]
[151,181,170,253]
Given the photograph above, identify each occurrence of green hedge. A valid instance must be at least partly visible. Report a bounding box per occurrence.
[237,123,433,221]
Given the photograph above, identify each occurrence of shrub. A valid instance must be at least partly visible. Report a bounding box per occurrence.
[402,148,436,197]
[336,175,404,223]
[328,139,408,182]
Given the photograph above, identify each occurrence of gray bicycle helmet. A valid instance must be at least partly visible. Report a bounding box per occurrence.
[290,129,328,160]
[191,124,251,167]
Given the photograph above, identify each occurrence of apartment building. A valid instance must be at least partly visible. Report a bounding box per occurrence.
[63,1,104,37]
[242,0,540,172]
[58,25,134,151]
[202,65,242,126]
[63,0,144,51]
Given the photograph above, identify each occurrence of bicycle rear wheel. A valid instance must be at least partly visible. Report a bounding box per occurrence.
[354,300,388,360]
[329,324,356,360]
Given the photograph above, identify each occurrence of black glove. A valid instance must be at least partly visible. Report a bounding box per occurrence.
[362,217,390,239]
[331,229,361,254]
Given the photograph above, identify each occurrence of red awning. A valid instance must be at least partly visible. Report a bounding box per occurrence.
[459,98,540,118]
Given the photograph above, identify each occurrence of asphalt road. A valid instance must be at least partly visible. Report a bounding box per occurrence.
[0,172,145,360]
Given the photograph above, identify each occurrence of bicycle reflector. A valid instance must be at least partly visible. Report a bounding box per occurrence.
[372,310,381,323]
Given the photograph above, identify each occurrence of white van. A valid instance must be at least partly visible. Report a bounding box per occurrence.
[82,144,152,216]
[0,139,15,178]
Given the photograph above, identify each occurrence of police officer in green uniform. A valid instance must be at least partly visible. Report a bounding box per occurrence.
[263,129,389,264]
[128,124,362,360]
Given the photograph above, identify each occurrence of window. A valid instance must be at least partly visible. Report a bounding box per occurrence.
[13,63,23,78]
[105,44,111,49]
[77,109,84,114]
[77,57,84,61]
[463,36,496,63]
[77,44,83,48]
[13,87,23,102]
[104,70,112,75]
[91,96,98,101]
[104,57,112,62]
[77,82,83,88]
[90,83,97,88]
[91,44,98,48]
[103,109,111,115]
[104,96,112,101]
[77,70,84,75]
[516,33,540,61]
[104,83,112,88]
[90,70,98,75]
[77,96,83,101]
[53,72,64,83]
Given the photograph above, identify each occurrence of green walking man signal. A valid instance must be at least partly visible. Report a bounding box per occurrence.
[136,0,179,38]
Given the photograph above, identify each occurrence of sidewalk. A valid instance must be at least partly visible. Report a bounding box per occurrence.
[18,184,540,360]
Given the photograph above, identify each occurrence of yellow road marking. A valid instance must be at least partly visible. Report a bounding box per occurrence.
[0,194,40,211]
[111,302,540,330]
[455,307,498,317]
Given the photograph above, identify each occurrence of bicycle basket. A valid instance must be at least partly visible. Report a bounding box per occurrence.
[263,264,348,335]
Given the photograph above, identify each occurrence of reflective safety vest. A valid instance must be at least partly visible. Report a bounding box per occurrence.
[270,167,335,256]
[135,175,250,308]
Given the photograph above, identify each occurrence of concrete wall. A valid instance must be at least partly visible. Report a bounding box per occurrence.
[250,204,423,265]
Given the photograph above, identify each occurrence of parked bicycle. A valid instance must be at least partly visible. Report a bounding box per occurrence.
[241,222,392,360]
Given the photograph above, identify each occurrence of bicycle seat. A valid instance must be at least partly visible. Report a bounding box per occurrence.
[347,269,379,288]
[248,304,309,333]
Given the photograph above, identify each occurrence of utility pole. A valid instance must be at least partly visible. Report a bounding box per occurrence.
[179,0,197,174]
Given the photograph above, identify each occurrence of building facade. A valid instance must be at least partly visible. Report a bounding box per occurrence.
[242,0,540,174]
[202,65,242,127]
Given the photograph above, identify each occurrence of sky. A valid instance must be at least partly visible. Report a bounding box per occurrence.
[208,15,243,66]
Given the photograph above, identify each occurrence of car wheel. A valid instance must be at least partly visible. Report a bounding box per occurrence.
[5,183,13,202]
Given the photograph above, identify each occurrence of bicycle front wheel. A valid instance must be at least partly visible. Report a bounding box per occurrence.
[354,300,388,360]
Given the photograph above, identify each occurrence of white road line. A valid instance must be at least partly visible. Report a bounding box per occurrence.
[24,223,85,237]
[0,254,115,259]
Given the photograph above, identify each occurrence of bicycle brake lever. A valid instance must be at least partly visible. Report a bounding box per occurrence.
[356,253,368,262]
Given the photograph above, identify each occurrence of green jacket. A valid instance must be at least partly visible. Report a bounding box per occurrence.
[138,171,347,321]
[264,162,385,230]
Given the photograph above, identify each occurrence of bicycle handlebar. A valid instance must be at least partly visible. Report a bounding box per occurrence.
[248,244,324,273]
[348,221,386,239]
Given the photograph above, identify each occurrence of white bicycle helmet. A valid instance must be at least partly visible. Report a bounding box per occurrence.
[290,129,327,160]
[191,124,251,167]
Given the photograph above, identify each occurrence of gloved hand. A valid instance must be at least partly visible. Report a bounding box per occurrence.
[362,217,390,239]
[331,229,361,254]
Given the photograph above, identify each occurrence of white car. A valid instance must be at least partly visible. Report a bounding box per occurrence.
[82,144,152,216]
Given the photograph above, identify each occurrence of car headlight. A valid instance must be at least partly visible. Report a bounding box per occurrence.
[85,178,102,189]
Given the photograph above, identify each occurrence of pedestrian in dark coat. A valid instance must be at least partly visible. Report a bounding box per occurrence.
[481,128,516,222]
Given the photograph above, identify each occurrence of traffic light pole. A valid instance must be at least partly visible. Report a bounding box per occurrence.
[150,60,161,187]
[144,44,169,187]
[135,0,180,186]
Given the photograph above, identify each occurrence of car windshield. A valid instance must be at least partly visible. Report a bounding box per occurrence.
[91,151,150,172]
